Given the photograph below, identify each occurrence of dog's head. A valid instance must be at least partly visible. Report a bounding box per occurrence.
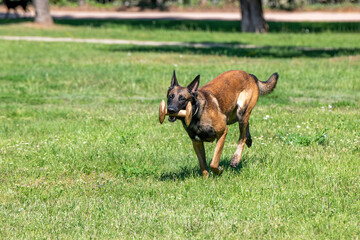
[167,70,200,122]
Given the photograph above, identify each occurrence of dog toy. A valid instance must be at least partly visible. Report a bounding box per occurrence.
[159,100,192,126]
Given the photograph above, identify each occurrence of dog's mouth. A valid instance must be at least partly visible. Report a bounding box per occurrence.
[168,116,177,122]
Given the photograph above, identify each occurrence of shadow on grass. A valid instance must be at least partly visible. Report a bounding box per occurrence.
[0,18,30,25]
[160,158,244,181]
[0,18,359,33]
[106,44,360,58]
[56,19,360,33]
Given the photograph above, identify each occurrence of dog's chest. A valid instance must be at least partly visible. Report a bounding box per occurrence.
[182,118,217,142]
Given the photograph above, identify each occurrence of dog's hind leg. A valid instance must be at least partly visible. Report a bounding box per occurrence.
[230,89,257,168]
[192,140,209,178]
[245,124,252,147]
[230,120,248,168]
[230,101,253,168]
[210,127,228,176]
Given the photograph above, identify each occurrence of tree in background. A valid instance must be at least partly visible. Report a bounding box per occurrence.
[240,0,268,33]
[34,0,53,24]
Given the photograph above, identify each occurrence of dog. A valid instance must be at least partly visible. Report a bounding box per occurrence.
[166,70,278,178]
[3,0,30,18]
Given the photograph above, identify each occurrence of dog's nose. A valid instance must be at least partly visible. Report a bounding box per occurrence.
[167,107,177,114]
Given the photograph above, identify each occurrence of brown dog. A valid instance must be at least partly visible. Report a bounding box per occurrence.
[166,70,278,177]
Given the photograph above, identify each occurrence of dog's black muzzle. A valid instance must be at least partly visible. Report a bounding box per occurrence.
[167,106,178,114]
[167,106,179,122]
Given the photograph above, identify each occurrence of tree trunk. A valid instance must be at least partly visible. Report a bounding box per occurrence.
[78,0,86,6]
[34,0,53,25]
[240,0,268,33]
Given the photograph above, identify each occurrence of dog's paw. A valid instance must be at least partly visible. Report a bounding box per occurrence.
[230,156,240,168]
[217,166,224,176]
[202,171,209,179]
[246,138,252,147]
[210,166,223,176]
[230,162,239,168]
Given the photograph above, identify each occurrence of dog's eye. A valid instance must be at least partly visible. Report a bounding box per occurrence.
[168,94,175,99]
[179,95,186,101]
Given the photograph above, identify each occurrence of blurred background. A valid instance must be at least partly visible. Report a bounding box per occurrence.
[35,0,360,11]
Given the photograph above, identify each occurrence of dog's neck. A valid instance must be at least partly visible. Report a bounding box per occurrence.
[191,92,200,117]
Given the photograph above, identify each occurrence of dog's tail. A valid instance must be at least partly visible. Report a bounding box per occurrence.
[251,72,279,96]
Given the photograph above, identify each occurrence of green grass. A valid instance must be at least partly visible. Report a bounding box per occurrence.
[0,23,359,238]
[0,19,360,46]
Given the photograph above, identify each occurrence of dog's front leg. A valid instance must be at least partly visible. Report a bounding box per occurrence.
[192,140,209,178]
[210,127,228,176]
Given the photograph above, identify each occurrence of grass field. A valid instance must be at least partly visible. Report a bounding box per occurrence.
[0,20,359,238]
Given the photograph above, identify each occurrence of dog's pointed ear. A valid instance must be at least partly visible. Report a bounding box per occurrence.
[171,70,179,87]
[187,75,200,93]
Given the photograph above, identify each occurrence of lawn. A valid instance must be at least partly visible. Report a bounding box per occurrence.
[0,20,359,238]
[0,19,360,48]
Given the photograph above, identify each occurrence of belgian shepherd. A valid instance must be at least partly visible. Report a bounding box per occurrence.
[166,70,278,178]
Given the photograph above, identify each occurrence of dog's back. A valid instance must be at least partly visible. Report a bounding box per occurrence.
[199,70,259,115]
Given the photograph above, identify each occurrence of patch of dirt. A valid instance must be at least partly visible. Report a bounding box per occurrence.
[51,4,360,13]
[0,4,359,14]
[3,4,357,13]
[49,5,242,13]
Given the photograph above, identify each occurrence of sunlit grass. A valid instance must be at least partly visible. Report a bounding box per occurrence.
[0,33,359,238]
